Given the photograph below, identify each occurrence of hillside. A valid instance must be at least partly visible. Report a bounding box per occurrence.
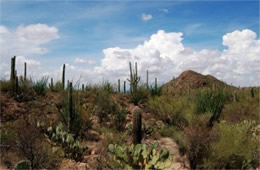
[163,70,233,94]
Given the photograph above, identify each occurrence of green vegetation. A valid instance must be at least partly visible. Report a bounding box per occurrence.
[108,143,172,169]
[1,60,259,169]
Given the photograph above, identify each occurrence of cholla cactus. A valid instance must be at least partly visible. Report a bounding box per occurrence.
[127,62,140,94]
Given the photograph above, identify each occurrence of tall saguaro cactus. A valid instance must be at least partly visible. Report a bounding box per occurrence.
[127,62,140,94]
[24,62,27,81]
[62,64,66,90]
[124,81,126,93]
[68,81,73,131]
[118,79,120,92]
[82,84,85,91]
[155,77,158,90]
[50,78,54,91]
[10,56,16,95]
[133,108,142,144]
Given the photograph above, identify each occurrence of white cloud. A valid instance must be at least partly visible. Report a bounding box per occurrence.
[0,24,59,57]
[0,25,9,34]
[95,29,260,86]
[0,24,59,80]
[142,13,152,21]
[16,24,59,45]
[74,58,96,65]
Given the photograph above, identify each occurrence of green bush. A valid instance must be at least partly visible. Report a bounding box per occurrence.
[203,120,259,169]
[131,85,149,105]
[147,96,191,129]
[194,88,226,126]
[13,119,61,169]
[32,76,49,96]
[112,107,127,131]
[94,90,117,122]
[149,84,162,97]
[0,80,11,92]
[108,143,172,169]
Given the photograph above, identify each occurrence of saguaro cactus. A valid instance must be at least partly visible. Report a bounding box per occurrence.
[146,70,149,89]
[62,64,66,90]
[68,81,73,131]
[127,62,140,94]
[251,88,255,98]
[50,78,53,91]
[10,56,16,95]
[155,77,157,90]
[133,108,142,145]
[124,81,126,93]
[118,79,120,92]
[24,62,27,81]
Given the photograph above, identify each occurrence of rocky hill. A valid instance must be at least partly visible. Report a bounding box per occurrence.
[162,70,232,93]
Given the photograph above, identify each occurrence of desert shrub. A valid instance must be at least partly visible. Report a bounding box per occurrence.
[184,115,215,169]
[14,77,36,102]
[203,120,259,169]
[0,127,17,147]
[0,80,11,92]
[131,85,149,105]
[149,84,162,96]
[53,81,63,91]
[32,76,49,96]
[112,106,127,131]
[194,88,227,126]
[221,101,259,123]
[94,90,117,122]
[13,119,61,169]
[57,90,87,137]
[101,81,115,93]
[107,143,172,169]
[147,96,191,129]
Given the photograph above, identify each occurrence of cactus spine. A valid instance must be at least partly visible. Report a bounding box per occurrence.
[133,109,142,145]
[146,70,149,89]
[62,64,66,90]
[118,79,120,92]
[68,81,73,131]
[124,81,126,93]
[127,62,140,94]
[24,62,27,81]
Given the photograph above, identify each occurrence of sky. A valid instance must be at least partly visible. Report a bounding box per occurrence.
[0,0,259,87]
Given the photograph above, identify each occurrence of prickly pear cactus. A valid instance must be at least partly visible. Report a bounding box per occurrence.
[14,160,31,170]
[108,143,172,170]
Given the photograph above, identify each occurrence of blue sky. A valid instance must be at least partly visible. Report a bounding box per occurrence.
[0,0,259,86]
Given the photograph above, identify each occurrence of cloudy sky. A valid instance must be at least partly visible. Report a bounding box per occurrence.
[0,0,259,87]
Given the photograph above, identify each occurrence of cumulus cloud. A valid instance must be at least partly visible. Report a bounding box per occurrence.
[142,13,152,21]
[0,24,59,57]
[0,24,59,80]
[74,58,96,65]
[96,29,260,86]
